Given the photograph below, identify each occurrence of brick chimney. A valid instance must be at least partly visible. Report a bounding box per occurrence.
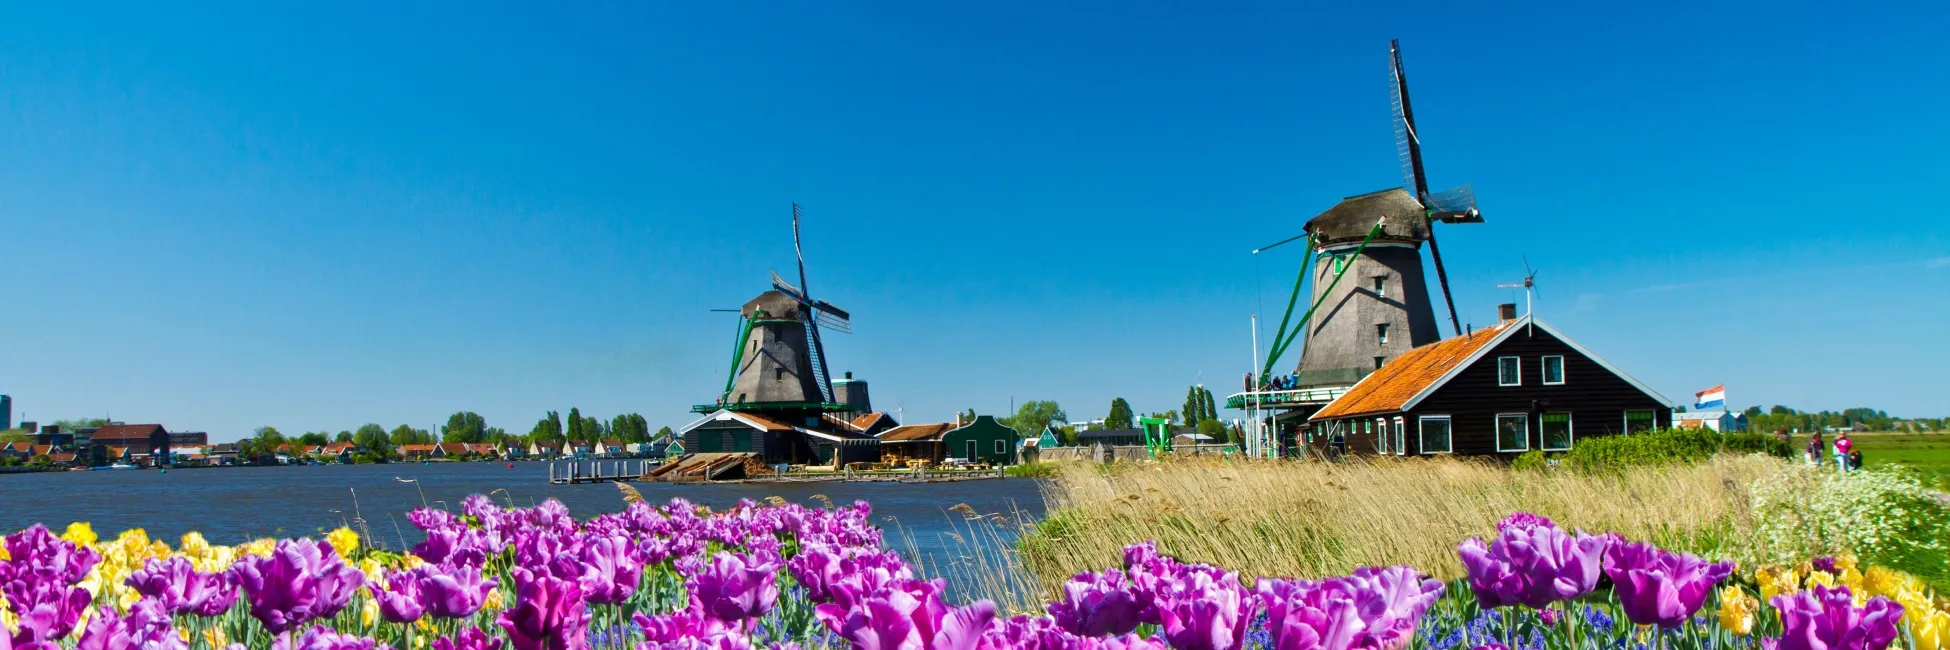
[1498,303,1518,323]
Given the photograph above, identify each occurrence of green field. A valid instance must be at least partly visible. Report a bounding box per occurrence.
[1789,431,1950,489]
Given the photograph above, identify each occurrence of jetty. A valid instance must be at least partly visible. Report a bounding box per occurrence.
[547,460,652,485]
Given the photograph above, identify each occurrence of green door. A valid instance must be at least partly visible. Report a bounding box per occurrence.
[732,431,753,453]
[698,430,723,452]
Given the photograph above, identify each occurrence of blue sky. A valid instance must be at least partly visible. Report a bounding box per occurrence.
[2,2,1945,441]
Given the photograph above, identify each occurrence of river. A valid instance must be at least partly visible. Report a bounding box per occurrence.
[0,462,1047,598]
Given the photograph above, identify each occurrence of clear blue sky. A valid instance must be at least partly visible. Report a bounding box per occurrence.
[3,2,1945,442]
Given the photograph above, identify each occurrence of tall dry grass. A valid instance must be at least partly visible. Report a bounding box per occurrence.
[1018,454,1787,593]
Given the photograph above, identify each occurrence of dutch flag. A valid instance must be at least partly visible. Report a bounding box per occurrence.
[1695,385,1726,410]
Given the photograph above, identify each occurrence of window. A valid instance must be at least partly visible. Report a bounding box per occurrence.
[1376,418,1390,454]
[1333,255,1347,273]
[1496,413,1529,452]
[774,368,786,382]
[965,440,977,461]
[1392,417,1407,456]
[1372,275,1388,298]
[995,440,1006,454]
[1377,323,1390,345]
[1497,357,1521,386]
[1542,413,1573,451]
[1625,410,1655,434]
[1543,356,1565,385]
[1374,356,1386,370]
[1419,416,1452,454]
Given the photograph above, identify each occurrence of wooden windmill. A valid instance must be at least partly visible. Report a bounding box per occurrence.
[703,203,852,412]
[1252,40,1487,396]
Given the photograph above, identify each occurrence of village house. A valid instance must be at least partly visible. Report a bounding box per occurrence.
[1673,410,1747,433]
[90,424,173,467]
[596,439,628,458]
[527,441,562,459]
[1308,310,1673,456]
[871,415,1023,466]
[1075,429,1145,447]
[678,410,881,468]
[399,444,438,460]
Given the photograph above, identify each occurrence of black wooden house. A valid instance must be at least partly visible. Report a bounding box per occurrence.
[1309,311,1672,456]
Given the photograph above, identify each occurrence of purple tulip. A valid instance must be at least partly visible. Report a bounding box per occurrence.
[232,538,365,634]
[689,550,782,623]
[575,533,644,605]
[1048,570,1143,637]
[125,599,188,650]
[1768,585,1903,650]
[432,627,505,650]
[1496,513,1556,534]
[814,578,992,650]
[1601,540,1734,629]
[633,606,748,650]
[72,606,129,650]
[1154,570,1253,650]
[1256,566,1440,650]
[1809,556,1840,575]
[126,557,237,617]
[270,626,382,650]
[1341,566,1445,648]
[1,524,102,642]
[418,563,497,619]
[495,567,589,650]
[372,570,426,623]
[1457,516,1612,609]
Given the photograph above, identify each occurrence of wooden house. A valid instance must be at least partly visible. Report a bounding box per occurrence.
[872,415,1023,466]
[1308,314,1672,456]
[1076,429,1145,446]
[875,423,957,464]
[680,410,880,467]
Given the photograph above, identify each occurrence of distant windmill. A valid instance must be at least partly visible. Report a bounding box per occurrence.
[1497,257,1541,336]
[709,204,852,410]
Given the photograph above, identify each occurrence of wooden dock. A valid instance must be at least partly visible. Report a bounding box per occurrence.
[547,460,652,485]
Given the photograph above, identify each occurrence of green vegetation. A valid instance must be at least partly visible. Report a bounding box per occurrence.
[999,401,1066,440]
[1104,397,1134,430]
[1003,461,1058,478]
[1562,427,1790,471]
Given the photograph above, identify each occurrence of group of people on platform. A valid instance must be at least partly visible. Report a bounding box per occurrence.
[1244,372,1305,392]
[1783,429,1861,472]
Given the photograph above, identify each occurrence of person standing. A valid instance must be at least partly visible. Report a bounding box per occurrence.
[1806,432,1825,466]
[1834,433,1854,473]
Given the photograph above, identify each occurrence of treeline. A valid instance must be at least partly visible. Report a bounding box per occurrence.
[236,409,673,461]
[970,383,1235,447]
[1742,406,1946,434]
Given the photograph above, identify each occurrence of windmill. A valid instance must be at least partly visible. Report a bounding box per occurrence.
[702,203,852,412]
[1497,258,1540,336]
[1391,38,1484,338]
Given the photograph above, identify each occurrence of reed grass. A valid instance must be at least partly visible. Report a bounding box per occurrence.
[1016,454,1788,595]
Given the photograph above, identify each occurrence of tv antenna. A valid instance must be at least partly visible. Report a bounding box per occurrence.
[1496,257,1540,336]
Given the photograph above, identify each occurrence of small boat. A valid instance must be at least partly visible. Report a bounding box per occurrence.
[92,463,140,471]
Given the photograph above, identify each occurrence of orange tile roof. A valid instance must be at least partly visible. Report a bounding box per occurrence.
[878,423,955,442]
[400,444,437,452]
[1312,320,1518,421]
[852,413,888,429]
[736,413,798,432]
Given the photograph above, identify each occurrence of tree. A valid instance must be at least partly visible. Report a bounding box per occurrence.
[1183,387,1203,428]
[442,412,488,444]
[1001,401,1066,438]
[390,424,432,446]
[253,426,285,446]
[566,408,585,443]
[610,413,651,443]
[1201,388,1219,426]
[1196,418,1228,441]
[654,425,674,442]
[961,408,977,424]
[1106,398,1134,430]
[581,415,607,441]
[528,411,563,444]
[298,432,331,447]
[334,431,354,443]
[353,424,392,456]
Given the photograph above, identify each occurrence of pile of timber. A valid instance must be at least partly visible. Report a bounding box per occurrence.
[642,453,771,482]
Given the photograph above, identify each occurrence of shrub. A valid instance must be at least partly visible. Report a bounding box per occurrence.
[1747,464,1950,590]
[1510,450,1549,471]
[1004,462,1058,478]
[1564,427,1789,471]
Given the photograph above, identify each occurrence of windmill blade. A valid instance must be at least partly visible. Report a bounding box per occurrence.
[772,271,808,304]
[1428,185,1483,222]
[813,300,852,334]
[1390,39,1429,201]
[792,203,812,306]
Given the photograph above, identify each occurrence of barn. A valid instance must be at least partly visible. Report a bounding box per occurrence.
[1308,312,1673,456]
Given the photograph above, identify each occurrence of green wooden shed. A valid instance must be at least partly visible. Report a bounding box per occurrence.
[943,415,1022,466]
[1037,426,1062,448]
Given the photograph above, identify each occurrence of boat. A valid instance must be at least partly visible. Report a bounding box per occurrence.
[91,463,141,471]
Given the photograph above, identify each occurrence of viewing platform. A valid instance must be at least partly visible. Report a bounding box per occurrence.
[1224,386,1347,410]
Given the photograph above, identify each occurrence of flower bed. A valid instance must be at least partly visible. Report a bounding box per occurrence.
[1,495,1944,650]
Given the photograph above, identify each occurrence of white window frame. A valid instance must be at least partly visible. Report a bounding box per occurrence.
[1542,355,1566,385]
[1496,413,1530,452]
[1541,412,1574,451]
[994,439,1006,454]
[1392,416,1406,456]
[1375,418,1390,454]
[1624,410,1655,435]
[1497,357,1521,386]
[1419,416,1453,454]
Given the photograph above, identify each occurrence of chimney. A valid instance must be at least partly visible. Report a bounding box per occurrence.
[1498,303,1517,323]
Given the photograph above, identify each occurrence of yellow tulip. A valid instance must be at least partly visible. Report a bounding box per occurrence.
[61,522,99,547]
[236,538,276,558]
[361,597,380,627]
[483,587,505,611]
[204,628,230,648]
[1757,565,1800,603]
[179,531,212,559]
[327,527,360,556]
[1717,585,1758,636]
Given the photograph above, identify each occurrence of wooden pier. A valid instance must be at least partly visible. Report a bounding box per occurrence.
[548,460,652,485]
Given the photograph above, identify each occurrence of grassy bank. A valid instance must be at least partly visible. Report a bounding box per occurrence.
[1018,455,1779,591]
[1789,431,1950,489]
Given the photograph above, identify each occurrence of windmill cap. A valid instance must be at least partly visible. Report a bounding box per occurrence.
[741,290,807,319]
[1304,188,1430,246]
